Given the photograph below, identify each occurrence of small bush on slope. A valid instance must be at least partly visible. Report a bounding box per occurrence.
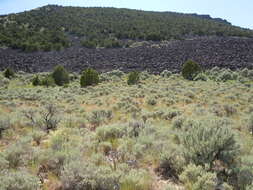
[182,60,201,80]
[40,75,55,87]
[127,71,140,85]
[3,68,15,79]
[80,68,99,87]
[52,65,70,86]
[32,75,41,86]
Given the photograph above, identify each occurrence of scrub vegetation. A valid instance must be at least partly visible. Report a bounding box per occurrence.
[0,63,253,190]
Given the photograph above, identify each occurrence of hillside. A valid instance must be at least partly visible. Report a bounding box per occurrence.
[0,5,253,52]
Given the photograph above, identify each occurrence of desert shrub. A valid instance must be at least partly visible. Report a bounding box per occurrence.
[0,74,10,87]
[219,70,233,82]
[147,98,157,106]
[96,124,126,141]
[52,65,70,86]
[4,137,32,168]
[31,130,46,145]
[161,70,172,78]
[248,114,253,136]
[0,170,40,190]
[3,67,15,79]
[127,120,146,138]
[41,104,60,133]
[106,70,124,77]
[32,75,41,86]
[163,109,182,120]
[120,169,152,190]
[157,147,185,181]
[0,116,11,139]
[60,160,120,190]
[223,104,237,116]
[241,68,249,77]
[88,110,112,127]
[179,164,217,190]
[180,119,239,169]
[237,168,253,190]
[24,104,60,132]
[140,71,150,80]
[172,116,186,130]
[0,152,9,170]
[80,68,99,87]
[41,75,55,87]
[127,71,140,85]
[194,72,208,81]
[100,70,124,82]
[182,60,201,80]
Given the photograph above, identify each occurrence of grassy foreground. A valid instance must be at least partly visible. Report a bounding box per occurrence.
[0,68,253,190]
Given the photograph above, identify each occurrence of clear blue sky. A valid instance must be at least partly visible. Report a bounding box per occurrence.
[0,0,252,29]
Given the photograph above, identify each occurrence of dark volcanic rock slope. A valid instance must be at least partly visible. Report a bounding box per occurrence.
[1,37,253,73]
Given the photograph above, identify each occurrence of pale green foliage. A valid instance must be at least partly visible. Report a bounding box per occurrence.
[219,70,234,81]
[179,119,239,168]
[0,115,11,138]
[4,137,32,168]
[120,169,152,190]
[0,153,9,170]
[31,130,46,145]
[246,184,253,190]
[88,109,112,126]
[0,170,40,190]
[179,164,216,190]
[248,114,253,136]
[61,160,120,190]
[162,184,177,190]
[100,70,124,82]
[194,72,208,81]
[96,124,126,141]
[161,70,172,78]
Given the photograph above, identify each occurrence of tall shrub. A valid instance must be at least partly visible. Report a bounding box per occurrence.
[182,60,201,80]
[80,68,99,87]
[52,65,69,86]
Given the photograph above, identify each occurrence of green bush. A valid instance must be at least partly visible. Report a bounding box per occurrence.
[182,60,201,80]
[127,71,140,85]
[3,68,15,79]
[32,75,41,86]
[80,68,99,87]
[52,65,70,86]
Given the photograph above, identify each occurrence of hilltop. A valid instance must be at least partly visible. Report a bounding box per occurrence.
[0,5,253,52]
